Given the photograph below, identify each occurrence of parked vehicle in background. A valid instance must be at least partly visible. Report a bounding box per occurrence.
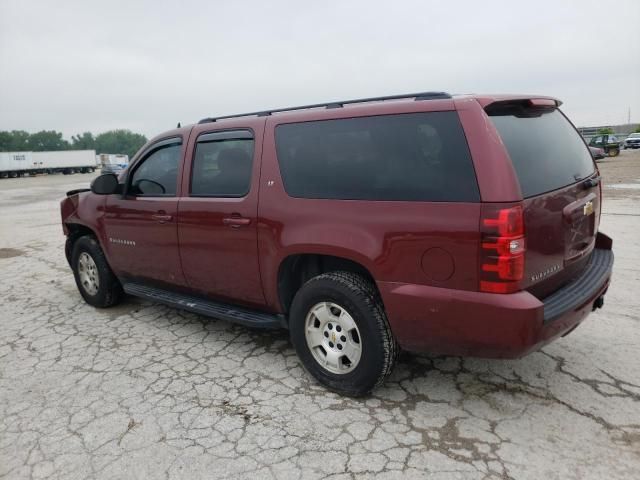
[589,146,606,160]
[589,134,620,157]
[0,150,98,178]
[623,132,640,149]
[60,92,614,396]
[99,153,129,175]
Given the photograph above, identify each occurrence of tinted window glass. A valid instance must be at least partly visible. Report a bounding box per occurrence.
[490,110,595,198]
[130,144,180,196]
[191,138,254,196]
[275,112,479,202]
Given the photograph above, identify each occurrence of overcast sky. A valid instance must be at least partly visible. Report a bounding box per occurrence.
[1,0,639,139]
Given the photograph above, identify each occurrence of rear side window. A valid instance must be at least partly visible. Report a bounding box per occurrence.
[274,112,479,202]
[489,109,595,198]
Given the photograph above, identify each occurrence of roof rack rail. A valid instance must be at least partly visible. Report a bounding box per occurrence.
[197,91,452,124]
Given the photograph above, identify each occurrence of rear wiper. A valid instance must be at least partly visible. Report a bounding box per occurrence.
[582,176,601,189]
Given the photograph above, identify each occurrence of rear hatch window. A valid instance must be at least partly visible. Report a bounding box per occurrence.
[487,102,599,297]
[489,108,595,198]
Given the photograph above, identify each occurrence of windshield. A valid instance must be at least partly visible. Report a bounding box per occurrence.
[489,109,595,198]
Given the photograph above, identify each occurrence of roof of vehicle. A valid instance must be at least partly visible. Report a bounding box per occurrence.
[137,92,565,155]
[196,92,562,126]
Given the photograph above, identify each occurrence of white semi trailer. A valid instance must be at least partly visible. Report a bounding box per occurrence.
[0,150,98,178]
[98,153,129,174]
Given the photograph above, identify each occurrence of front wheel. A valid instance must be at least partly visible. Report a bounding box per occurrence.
[608,147,619,157]
[289,272,397,396]
[71,235,123,308]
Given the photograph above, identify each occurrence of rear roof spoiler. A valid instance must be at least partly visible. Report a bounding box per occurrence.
[473,95,562,108]
[484,98,561,117]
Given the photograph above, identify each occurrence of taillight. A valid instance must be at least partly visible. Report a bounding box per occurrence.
[479,204,525,294]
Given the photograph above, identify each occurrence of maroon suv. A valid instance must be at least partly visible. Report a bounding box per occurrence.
[60,92,614,395]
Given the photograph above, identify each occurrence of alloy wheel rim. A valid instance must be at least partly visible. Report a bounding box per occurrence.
[78,252,99,295]
[304,302,362,374]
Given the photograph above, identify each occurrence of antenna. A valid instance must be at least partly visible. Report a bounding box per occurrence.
[177,122,181,128]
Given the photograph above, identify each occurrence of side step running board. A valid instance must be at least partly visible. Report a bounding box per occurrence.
[123,283,287,329]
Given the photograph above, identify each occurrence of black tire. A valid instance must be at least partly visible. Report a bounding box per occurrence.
[608,148,619,157]
[71,235,123,308]
[289,271,398,396]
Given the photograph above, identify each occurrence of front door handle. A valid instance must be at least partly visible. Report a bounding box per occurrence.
[222,216,251,228]
[152,213,173,223]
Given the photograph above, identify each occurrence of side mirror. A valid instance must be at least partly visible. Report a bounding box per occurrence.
[90,173,121,195]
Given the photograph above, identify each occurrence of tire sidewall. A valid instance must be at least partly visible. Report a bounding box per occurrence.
[290,277,387,395]
[71,236,112,307]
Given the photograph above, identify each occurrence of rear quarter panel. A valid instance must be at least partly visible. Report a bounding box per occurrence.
[454,97,522,202]
[258,103,481,312]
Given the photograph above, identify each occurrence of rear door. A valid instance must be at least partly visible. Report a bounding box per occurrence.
[486,102,599,297]
[177,121,266,307]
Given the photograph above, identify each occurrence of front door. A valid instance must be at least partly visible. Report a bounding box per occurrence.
[177,124,265,307]
[103,137,187,287]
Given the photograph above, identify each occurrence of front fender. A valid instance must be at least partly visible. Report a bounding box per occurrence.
[60,192,108,260]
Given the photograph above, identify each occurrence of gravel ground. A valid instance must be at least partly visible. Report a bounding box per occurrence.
[1,152,639,479]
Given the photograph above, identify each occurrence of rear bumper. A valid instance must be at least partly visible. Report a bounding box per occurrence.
[379,234,614,358]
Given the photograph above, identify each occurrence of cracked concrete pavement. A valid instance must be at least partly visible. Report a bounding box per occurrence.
[1,152,639,479]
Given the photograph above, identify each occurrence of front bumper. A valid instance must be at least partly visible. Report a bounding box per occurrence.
[378,234,614,358]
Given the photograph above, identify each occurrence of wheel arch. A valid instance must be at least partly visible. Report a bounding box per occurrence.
[277,252,380,316]
[64,223,99,267]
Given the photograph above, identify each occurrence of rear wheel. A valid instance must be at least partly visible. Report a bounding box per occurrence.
[289,271,397,396]
[608,147,619,157]
[71,236,123,308]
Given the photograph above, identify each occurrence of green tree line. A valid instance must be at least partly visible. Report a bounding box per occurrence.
[0,129,147,158]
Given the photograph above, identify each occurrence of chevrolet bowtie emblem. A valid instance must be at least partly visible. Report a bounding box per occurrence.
[583,201,594,216]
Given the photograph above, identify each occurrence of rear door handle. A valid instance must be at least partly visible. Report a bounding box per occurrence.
[223,216,251,228]
[152,213,173,223]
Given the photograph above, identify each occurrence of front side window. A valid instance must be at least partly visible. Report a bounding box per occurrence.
[129,144,180,196]
[191,137,254,197]
[274,112,479,202]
